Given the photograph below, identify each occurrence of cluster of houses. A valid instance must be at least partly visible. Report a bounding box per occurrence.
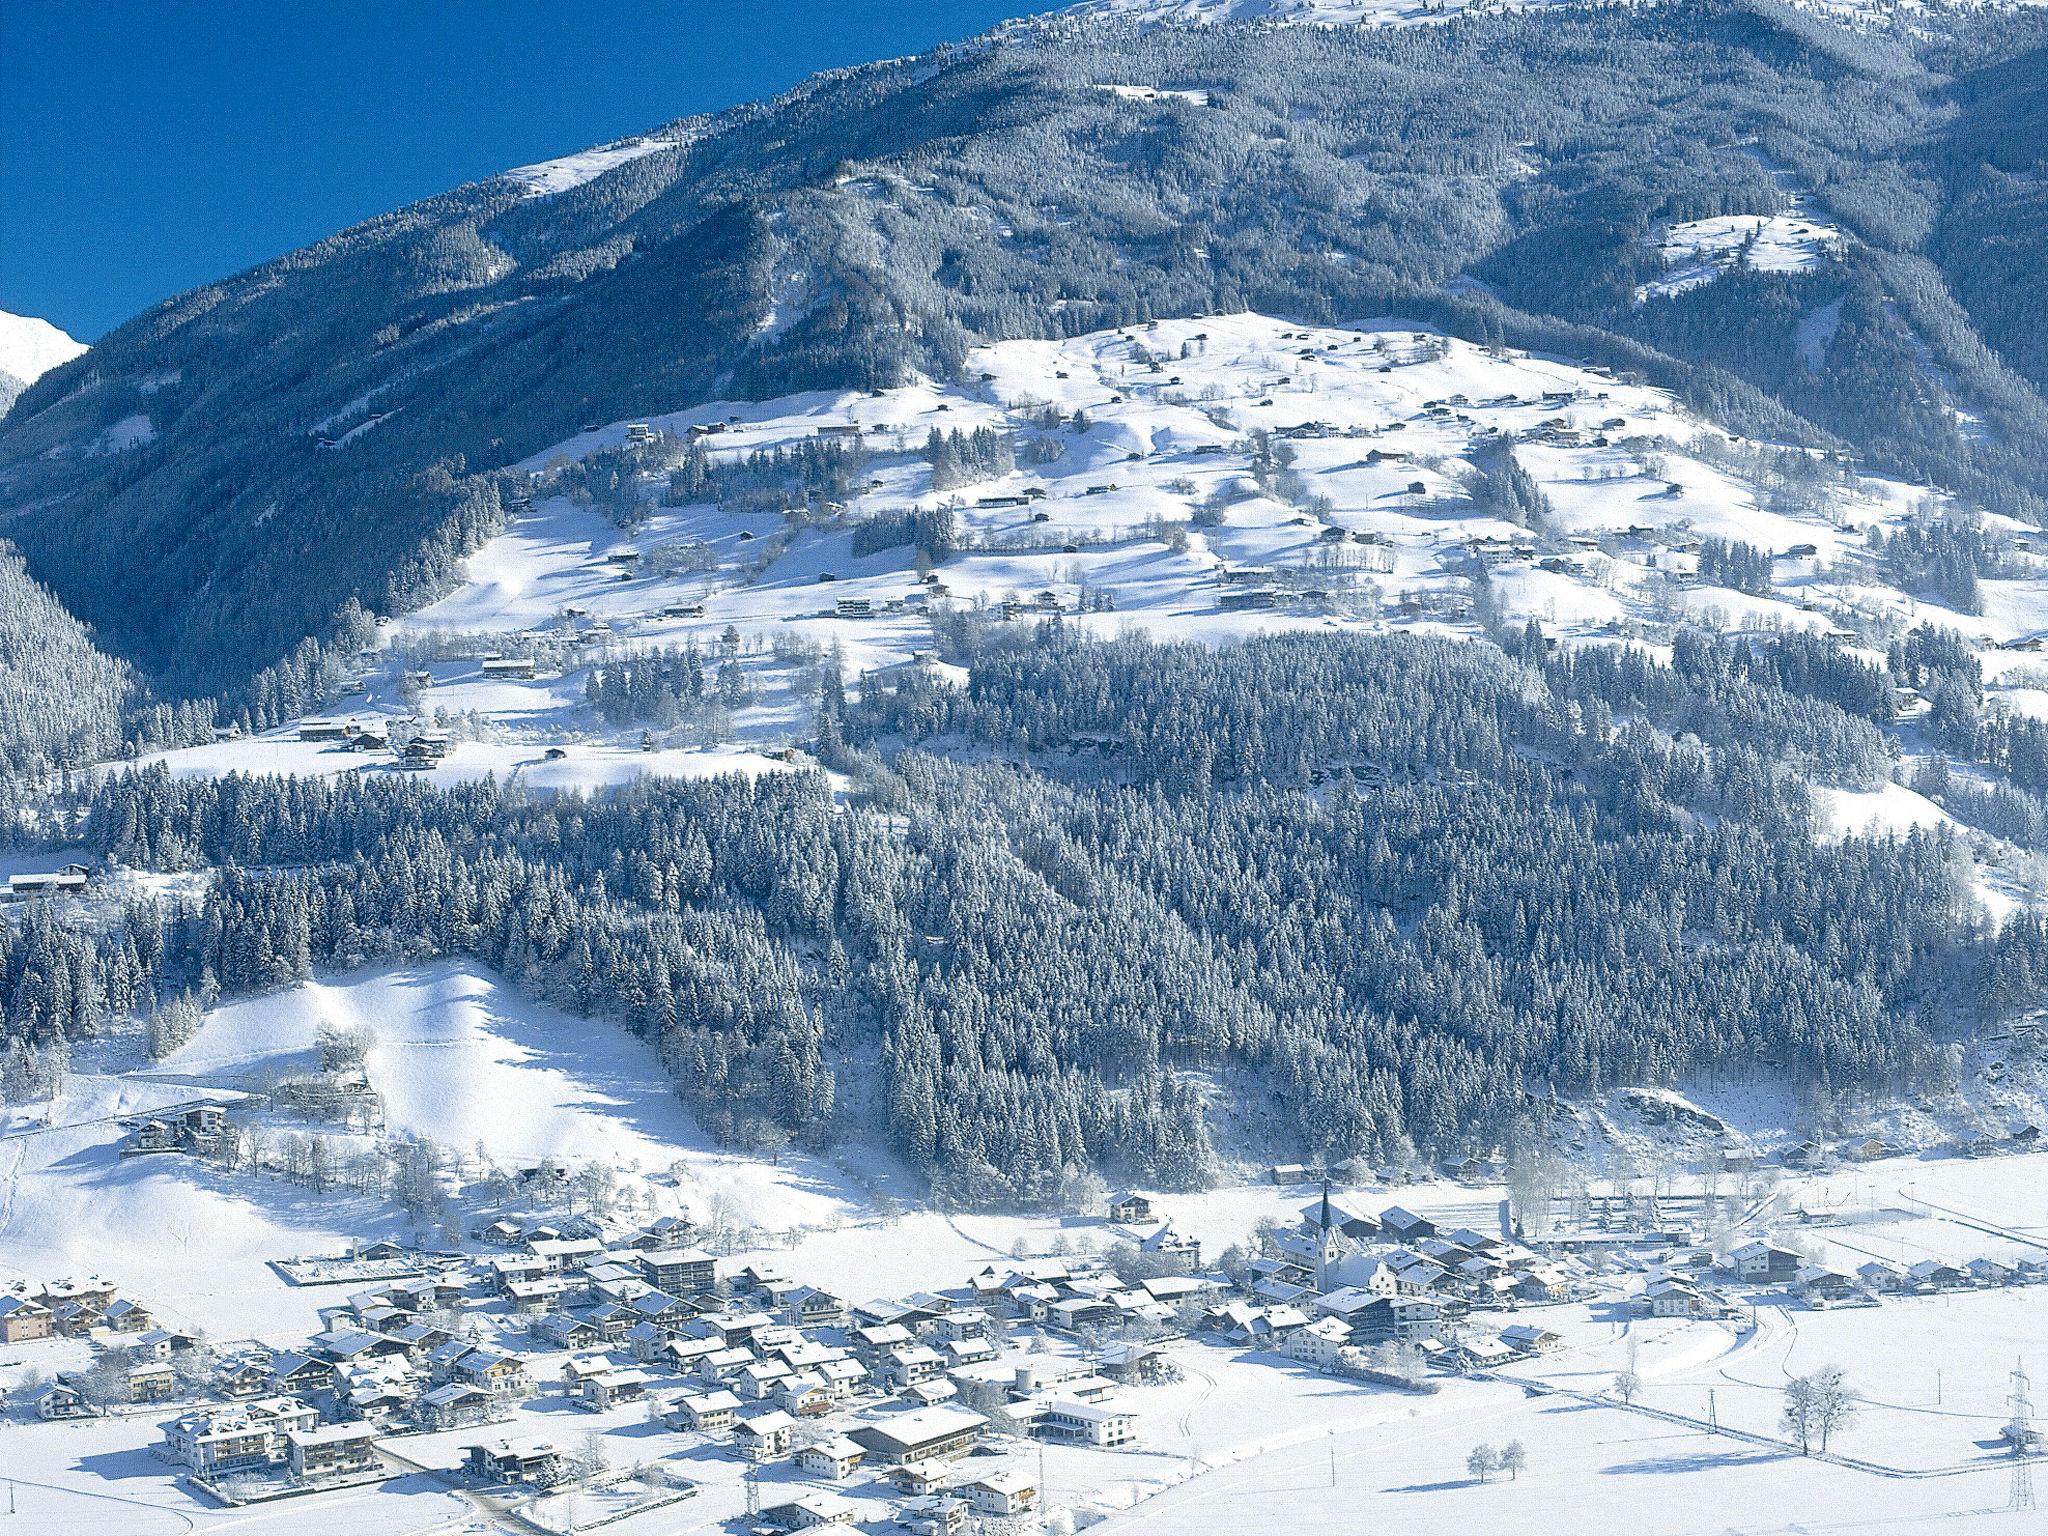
[1193,1192,1582,1379]
[1,1274,157,1348]
[1593,1226,2048,1324]
[296,716,452,767]
[115,1208,1165,1525]
[123,1101,232,1158]
[2,1275,191,1421]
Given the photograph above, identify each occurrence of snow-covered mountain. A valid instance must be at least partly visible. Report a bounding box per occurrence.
[3,1,2044,701]
[1060,0,1570,26]
[1062,0,2048,21]
[0,308,85,416]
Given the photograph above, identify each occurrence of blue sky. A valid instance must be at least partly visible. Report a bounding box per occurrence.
[0,1,1061,340]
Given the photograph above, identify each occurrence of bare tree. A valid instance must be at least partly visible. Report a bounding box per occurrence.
[1614,1334,1643,1404]
[1782,1372,1820,1453]
[1499,1440,1527,1480]
[1466,1443,1501,1483]
[1786,1364,1858,1454]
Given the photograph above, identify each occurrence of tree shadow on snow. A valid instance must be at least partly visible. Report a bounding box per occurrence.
[1601,1448,1791,1475]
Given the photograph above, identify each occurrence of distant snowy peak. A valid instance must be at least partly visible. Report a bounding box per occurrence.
[0,309,87,390]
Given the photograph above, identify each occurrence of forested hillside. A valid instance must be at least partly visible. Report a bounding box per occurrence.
[7,628,2033,1199]
[0,542,133,781]
[3,0,2046,704]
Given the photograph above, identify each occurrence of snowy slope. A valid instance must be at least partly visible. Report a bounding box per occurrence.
[0,308,86,414]
[161,962,873,1228]
[501,136,672,197]
[0,308,86,387]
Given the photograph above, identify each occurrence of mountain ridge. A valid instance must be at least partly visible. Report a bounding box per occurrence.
[2,0,2046,706]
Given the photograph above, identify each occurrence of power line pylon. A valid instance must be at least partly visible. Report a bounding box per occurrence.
[2010,1358,2036,1513]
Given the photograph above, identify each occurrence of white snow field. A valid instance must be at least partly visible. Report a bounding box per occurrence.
[161,963,865,1230]
[1638,211,1845,301]
[502,136,672,197]
[5,964,2046,1536]
[0,306,87,389]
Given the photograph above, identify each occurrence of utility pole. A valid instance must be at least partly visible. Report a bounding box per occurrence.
[1328,1429,1337,1487]
[1707,1388,1718,1434]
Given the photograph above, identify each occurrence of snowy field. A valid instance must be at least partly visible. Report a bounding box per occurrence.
[1638,212,1844,301]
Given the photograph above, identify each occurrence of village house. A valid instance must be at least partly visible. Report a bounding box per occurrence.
[964,1467,1039,1517]
[1107,1192,1156,1225]
[1498,1323,1561,1355]
[785,1286,846,1328]
[1377,1206,1437,1243]
[161,1397,319,1478]
[464,1438,564,1487]
[0,1293,54,1343]
[668,1387,742,1432]
[639,1247,716,1294]
[1637,1278,1714,1318]
[1300,1193,1381,1242]
[1347,1294,1442,1342]
[1034,1397,1137,1447]
[38,1276,119,1312]
[779,1373,835,1418]
[1855,1259,1907,1294]
[759,1492,857,1531]
[1796,1265,1859,1304]
[1096,1341,1175,1385]
[1728,1242,1801,1283]
[578,1366,651,1411]
[28,1378,93,1420]
[850,1404,988,1465]
[286,1422,381,1484]
[797,1434,867,1479]
[126,1358,179,1402]
[1284,1316,1353,1370]
[3,862,92,902]
[1138,1223,1202,1274]
[413,1382,505,1431]
[454,1348,532,1397]
[735,1408,797,1461]
[881,1342,946,1389]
